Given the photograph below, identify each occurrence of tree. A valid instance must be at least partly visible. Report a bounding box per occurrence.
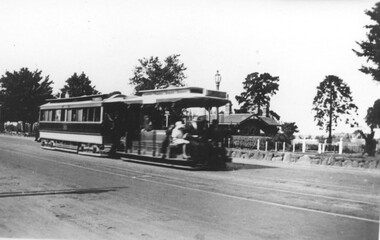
[60,72,100,97]
[282,122,299,142]
[273,122,299,144]
[365,99,380,128]
[235,72,279,115]
[0,68,54,123]
[129,54,187,93]
[353,2,380,82]
[312,75,358,143]
[354,100,380,156]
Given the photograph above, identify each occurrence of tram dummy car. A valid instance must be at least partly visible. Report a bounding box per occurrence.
[39,86,232,169]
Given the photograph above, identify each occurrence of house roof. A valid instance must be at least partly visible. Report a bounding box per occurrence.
[221,114,252,124]
[220,114,281,126]
[259,116,282,126]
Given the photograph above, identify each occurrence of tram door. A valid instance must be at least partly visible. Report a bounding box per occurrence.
[102,103,125,146]
[124,105,141,151]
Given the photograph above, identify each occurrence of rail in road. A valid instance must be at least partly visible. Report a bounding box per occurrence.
[1,136,378,224]
[0,135,379,239]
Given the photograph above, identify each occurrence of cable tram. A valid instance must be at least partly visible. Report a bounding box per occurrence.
[116,86,232,169]
[38,86,231,169]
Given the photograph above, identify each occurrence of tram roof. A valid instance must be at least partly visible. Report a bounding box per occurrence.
[134,86,230,108]
[44,92,123,103]
[40,92,127,109]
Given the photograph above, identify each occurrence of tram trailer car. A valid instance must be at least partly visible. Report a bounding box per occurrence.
[39,92,126,156]
[39,87,232,169]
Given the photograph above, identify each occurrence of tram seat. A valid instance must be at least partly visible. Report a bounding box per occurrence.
[139,130,167,156]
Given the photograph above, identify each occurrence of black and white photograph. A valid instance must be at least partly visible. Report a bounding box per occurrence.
[0,0,379,239]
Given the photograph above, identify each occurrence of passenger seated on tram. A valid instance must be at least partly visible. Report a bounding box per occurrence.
[142,115,153,132]
[208,119,223,143]
[171,121,190,158]
[172,121,189,144]
[184,117,210,163]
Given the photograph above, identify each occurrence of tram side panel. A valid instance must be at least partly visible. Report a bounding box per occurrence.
[39,106,112,155]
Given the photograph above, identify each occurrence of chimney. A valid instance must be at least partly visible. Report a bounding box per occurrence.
[261,103,270,117]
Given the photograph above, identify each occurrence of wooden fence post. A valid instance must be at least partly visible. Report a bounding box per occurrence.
[302,137,306,153]
[339,138,343,155]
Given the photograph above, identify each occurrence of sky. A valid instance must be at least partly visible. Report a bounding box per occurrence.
[0,0,379,135]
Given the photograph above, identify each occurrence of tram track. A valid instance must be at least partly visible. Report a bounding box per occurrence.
[86,162,380,206]
[0,137,377,192]
[2,144,378,206]
[2,146,378,223]
[51,158,380,223]
[1,146,378,209]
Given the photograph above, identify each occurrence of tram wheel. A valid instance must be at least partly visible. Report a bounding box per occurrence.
[91,145,100,154]
[79,144,85,152]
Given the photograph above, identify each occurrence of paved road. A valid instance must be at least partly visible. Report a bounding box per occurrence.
[0,135,379,239]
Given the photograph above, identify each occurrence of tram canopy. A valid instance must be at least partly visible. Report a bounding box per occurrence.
[134,86,230,108]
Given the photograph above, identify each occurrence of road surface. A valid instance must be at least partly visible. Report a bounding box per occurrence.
[0,135,379,239]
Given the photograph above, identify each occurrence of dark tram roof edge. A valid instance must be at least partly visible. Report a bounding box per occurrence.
[44,92,123,103]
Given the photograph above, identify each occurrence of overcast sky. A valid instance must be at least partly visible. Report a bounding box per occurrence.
[1,0,379,135]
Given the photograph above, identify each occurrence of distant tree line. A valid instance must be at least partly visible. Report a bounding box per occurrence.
[0,69,100,124]
[0,54,188,125]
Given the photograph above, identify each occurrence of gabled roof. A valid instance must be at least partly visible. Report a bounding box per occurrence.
[221,114,252,124]
[220,114,282,126]
[259,116,282,126]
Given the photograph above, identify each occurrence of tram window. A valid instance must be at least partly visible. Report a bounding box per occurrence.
[55,110,61,121]
[67,109,72,122]
[94,107,100,122]
[40,110,46,121]
[88,108,94,122]
[61,110,66,122]
[71,109,77,121]
[83,108,88,121]
[51,110,56,122]
[77,109,83,122]
[47,110,53,121]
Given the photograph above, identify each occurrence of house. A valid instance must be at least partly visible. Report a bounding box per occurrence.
[219,112,282,136]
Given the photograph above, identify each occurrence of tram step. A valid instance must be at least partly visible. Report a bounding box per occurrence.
[116,152,202,168]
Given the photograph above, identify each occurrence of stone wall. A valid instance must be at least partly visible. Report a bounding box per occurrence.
[227,148,380,170]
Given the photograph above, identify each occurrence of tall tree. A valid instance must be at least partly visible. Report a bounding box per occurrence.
[353,2,380,82]
[0,68,54,123]
[61,72,99,97]
[366,99,380,128]
[129,54,187,93]
[354,100,380,156]
[235,72,279,115]
[312,75,358,143]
